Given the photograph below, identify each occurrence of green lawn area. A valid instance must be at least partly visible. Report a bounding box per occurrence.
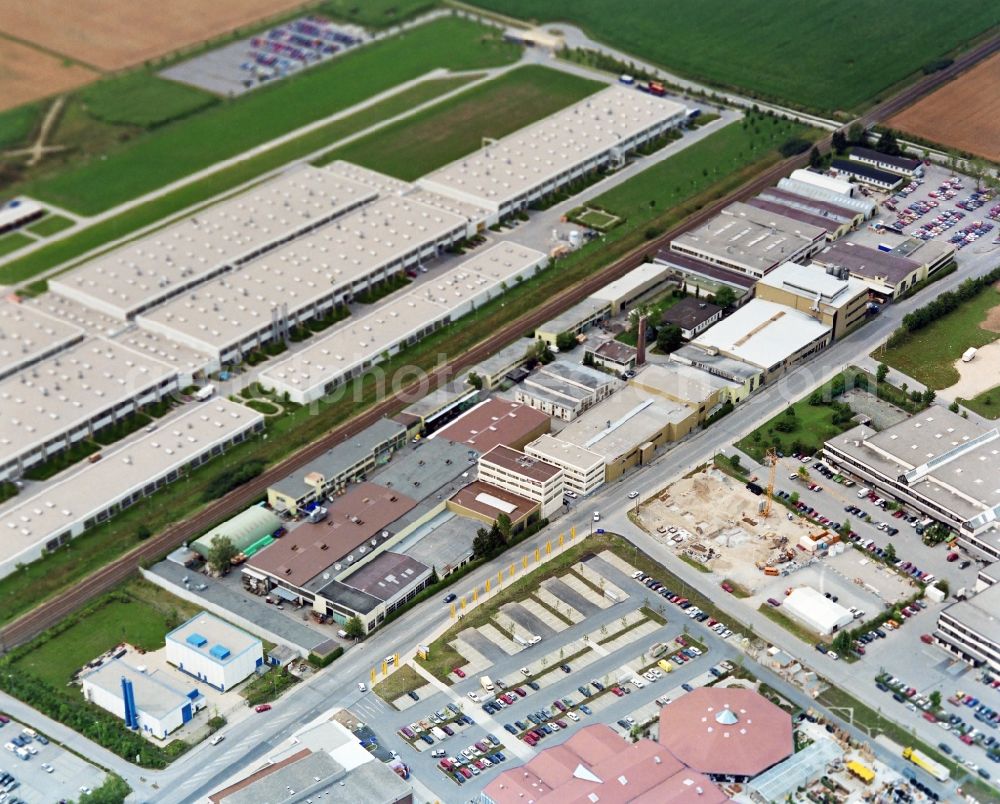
[26,214,75,237]
[20,17,519,215]
[0,232,32,257]
[10,579,199,687]
[318,65,602,180]
[78,73,218,128]
[0,76,475,286]
[878,285,1000,389]
[593,114,814,227]
[470,0,1000,113]
[321,0,438,27]
[373,664,426,701]
[0,103,41,150]
[0,116,795,628]
[959,384,1000,420]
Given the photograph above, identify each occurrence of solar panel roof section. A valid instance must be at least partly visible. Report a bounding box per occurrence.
[48,166,378,320]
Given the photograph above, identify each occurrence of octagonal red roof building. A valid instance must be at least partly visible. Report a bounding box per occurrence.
[657,686,793,778]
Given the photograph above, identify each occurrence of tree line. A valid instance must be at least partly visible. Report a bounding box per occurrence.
[892,266,1000,340]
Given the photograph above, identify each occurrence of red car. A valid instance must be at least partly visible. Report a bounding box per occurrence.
[923,711,938,723]
[460,767,473,779]
[453,667,466,678]
[720,582,733,593]
[946,552,959,562]
[611,687,625,697]
[514,687,527,697]
[920,634,934,644]
[255,704,272,713]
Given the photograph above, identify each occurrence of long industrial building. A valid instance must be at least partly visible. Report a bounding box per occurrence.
[669,201,827,280]
[419,86,689,221]
[0,337,179,482]
[935,584,1000,674]
[49,166,378,320]
[0,399,264,578]
[0,300,85,381]
[136,195,469,366]
[258,242,547,404]
[823,409,1000,559]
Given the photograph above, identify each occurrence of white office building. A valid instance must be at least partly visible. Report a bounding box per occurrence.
[166,612,263,691]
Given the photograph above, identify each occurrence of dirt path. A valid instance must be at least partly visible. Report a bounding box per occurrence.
[1,95,67,165]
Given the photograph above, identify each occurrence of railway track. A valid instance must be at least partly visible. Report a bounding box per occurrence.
[4,31,999,651]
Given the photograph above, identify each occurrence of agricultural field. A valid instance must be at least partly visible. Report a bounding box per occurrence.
[18,17,518,215]
[0,0,309,72]
[469,0,1000,113]
[0,38,96,112]
[319,65,602,180]
[589,113,817,234]
[878,283,1000,389]
[321,0,437,28]
[79,73,219,128]
[0,75,474,286]
[889,51,1000,162]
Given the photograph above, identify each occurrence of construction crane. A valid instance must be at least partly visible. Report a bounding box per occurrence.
[762,447,778,517]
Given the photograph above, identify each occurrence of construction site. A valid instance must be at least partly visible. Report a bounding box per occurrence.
[637,462,846,595]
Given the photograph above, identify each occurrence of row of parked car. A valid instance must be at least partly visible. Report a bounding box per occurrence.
[631,571,734,639]
[437,734,506,785]
[397,702,474,745]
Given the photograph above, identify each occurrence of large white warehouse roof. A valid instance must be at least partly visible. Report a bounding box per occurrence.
[0,300,84,381]
[49,166,378,319]
[418,86,687,211]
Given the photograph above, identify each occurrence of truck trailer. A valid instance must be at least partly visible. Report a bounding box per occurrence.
[902,746,949,782]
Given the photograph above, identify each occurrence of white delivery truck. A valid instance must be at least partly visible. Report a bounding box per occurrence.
[962,347,977,362]
[480,676,494,692]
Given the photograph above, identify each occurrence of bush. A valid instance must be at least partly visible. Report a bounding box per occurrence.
[308,646,344,668]
[201,459,265,502]
[778,137,811,157]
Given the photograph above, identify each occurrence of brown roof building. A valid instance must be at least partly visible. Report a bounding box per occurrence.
[433,399,549,453]
[657,687,793,778]
[448,480,538,528]
[660,297,723,340]
[247,483,416,588]
[481,724,726,804]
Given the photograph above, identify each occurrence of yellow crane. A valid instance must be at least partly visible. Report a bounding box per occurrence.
[762,447,778,517]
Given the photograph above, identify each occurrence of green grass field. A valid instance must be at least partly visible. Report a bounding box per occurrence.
[321,0,437,27]
[0,232,32,257]
[26,214,75,237]
[318,65,602,180]
[78,73,218,128]
[21,17,518,215]
[878,285,1000,389]
[960,384,1000,420]
[10,580,199,687]
[576,208,619,230]
[593,115,814,224]
[0,76,475,286]
[0,103,41,150]
[470,0,1000,112]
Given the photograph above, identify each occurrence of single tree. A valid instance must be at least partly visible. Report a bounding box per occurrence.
[876,363,889,383]
[656,324,683,353]
[808,146,822,169]
[883,542,897,564]
[467,371,483,390]
[730,454,741,469]
[713,286,737,308]
[555,331,578,352]
[831,129,848,154]
[848,122,866,145]
[496,513,513,540]
[344,615,365,640]
[922,388,936,406]
[789,491,800,505]
[929,690,942,709]
[875,129,901,156]
[207,535,238,575]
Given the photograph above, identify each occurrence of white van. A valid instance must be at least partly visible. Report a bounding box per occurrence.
[857,487,871,498]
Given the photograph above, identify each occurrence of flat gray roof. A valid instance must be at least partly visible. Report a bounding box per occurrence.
[397,380,476,421]
[0,399,262,567]
[813,240,921,285]
[757,261,869,309]
[692,299,830,370]
[419,86,686,211]
[0,337,176,469]
[82,658,193,719]
[558,385,693,463]
[671,201,826,276]
[166,611,261,664]
[537,297,609,336]
[0,301,84,380]
[632,362,740,405]
[371,438,473,504]
[50,166,377,319]
[777,177,876,216]
[259,241,545,398]
[269,418,405,498]
[137,194,467,357]
[827,410,1000,521]
[660,297,722,330]
[471,340,533,380]
[524,433,604,473]
[757,187,861,223]
[670,344,762,382]
[942,584,1000,646]
[394,511,476,574]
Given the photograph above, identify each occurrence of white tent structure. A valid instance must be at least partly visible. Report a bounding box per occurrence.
[782,586,853,635]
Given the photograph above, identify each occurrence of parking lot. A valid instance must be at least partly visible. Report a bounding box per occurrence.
[0,714,107,803]
[348,549,756,800]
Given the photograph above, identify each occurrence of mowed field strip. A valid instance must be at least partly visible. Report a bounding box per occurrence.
[318,65,603,179]
[0,0,310,71]
[469,0,1000,112]
[0,37,96,111]
[19,17,518,215]
[889,50,1000,161]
